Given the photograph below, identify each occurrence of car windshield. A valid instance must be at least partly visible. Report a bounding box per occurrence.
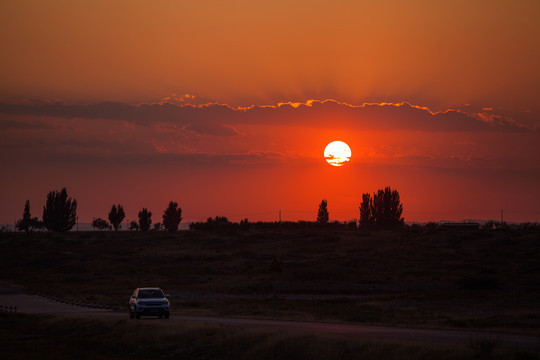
[138,290,164,299]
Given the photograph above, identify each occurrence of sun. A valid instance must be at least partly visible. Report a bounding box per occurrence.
[324,141,351,167]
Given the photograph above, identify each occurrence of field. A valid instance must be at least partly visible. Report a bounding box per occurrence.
[5,312,540,360]
[2,226,540,334]
[4,312,535,360]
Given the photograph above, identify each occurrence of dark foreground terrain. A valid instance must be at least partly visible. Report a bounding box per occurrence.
[4,312,540,360]
[1,226,540,334]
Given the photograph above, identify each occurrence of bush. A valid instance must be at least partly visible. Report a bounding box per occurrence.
[92,218,110,231]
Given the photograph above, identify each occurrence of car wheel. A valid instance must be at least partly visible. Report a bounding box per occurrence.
[164,312,170,319]
[135,307,140,319]
[129,310,134,319]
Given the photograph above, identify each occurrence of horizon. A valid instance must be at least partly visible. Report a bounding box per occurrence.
[0,210,528,232]
[1,1,539,225]
[0,218,527,233]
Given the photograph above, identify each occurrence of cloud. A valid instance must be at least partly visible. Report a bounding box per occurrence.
[0,118,55,131]
[1,98,537,172]
[20,147,293,167]
[0,99,535,135]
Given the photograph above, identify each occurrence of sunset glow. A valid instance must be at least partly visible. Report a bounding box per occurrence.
[0,1,539,225]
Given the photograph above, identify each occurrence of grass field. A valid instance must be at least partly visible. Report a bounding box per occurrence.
[1,226,540,333]
[2,313,538,360]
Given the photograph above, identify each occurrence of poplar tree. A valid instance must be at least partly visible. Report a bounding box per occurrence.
[359,187,404,228]
[42,188,77,232]
[108,204,126,231]
[162,201,182,232]
[372,187,403,227]
[138,208,152,232]
[16,200,41,232]
[359,193,374,225]
[317,199,329,224]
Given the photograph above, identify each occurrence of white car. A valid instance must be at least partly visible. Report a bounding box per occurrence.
[129,287,170,319]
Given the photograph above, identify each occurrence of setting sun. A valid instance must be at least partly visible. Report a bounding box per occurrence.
[324,141,351,167]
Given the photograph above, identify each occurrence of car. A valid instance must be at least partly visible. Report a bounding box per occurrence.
[129,287,170,319]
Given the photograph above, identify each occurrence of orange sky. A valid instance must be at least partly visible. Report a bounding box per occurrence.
[1,1,539,225]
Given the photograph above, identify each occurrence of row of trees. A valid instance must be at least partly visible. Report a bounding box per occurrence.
[92,204,126,231]
[359,187,404,227]
[16,186,404,233]
[125,203,182,232]
[16,188,77,232]
[88,202,183,232]
[317,187,404,227]
[189,216,250,231]
[16,188,183,233]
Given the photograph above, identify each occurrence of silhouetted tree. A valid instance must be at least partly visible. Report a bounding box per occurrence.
[371,187,403,227]
[16,200,32,232]
[129,221,139,231]
[16,200,42,233]
[108,204,125,231]
[162,201,182,232]
[359,193,374,225]
[317,199,329,224]
[92,218,110,231]
[207,216,229,224]
[153,222,162,231]
[42,188,77,232]
[240,218,250,230]
[31,220,44,231]
[189,216,251,231]
[138,208,152,232]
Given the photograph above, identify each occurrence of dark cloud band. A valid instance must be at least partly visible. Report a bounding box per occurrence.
[0,99,534,134]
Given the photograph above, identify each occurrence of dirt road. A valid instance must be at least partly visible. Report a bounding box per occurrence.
[1,286,538,350]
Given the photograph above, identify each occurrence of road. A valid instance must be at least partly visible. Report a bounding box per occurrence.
[1,286,538,350]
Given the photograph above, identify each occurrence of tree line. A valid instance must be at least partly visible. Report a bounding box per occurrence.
[316,187,404,227]
[91,203,182,232]
[15,186,404,233]
[16,188,183,233]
